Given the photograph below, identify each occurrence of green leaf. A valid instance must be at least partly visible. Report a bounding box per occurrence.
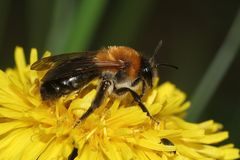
[64,0,107,52]
[187,9,240,122]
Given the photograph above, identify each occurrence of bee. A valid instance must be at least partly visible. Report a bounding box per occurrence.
[31,42,176,125]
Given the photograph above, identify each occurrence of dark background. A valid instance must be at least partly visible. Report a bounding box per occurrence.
[0,0,239,147]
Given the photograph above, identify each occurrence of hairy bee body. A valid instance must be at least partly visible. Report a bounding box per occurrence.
[31,46,157,123]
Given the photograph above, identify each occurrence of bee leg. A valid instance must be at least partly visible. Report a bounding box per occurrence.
[68,148,78,160]
[74,79,111,127]
[131,77,146,98]
[114,87,159,123]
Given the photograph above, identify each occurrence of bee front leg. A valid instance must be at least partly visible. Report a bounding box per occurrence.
[113,87,159,123]
[74,79,111,127]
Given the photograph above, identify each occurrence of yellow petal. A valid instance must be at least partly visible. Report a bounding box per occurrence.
[116,142,136,160]
[0,129,33,159]
[100,140,122,160]
[109,99,120,115]
[42,50,51,57]
[166,117,199,130]
[135,148,154,160]
[144,149,163,160]
[198,132,229,144]
[0,107,23,119]
[146,89,157,105]
[107,107,147,127]
[221,148,240,159]
[177,144,206,159]
[14,47,27,87]
[30,48,38,65]
[29,48,39,84]
[20,136,54,160]
[0,121,31,135]
[77,143,101,160]
[126,137,176,152]
[69,90,96,117]
[38,137,72,160]
[199,120,223,133]
[197,145,224,159]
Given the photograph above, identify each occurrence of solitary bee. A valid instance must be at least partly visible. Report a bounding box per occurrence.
[31,42,176,125]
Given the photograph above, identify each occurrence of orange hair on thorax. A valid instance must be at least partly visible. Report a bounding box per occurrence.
[96,46,141,79]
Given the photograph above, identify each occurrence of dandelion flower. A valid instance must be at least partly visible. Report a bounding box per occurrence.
[0,47,239,160]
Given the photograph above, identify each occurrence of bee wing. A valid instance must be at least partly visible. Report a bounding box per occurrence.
[31,51,97,71]
[39,54,125,82]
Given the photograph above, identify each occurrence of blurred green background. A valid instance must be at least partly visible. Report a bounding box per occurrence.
[0,0,239,147]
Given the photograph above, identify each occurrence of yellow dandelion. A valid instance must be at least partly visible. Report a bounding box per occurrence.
[0,47,239,160]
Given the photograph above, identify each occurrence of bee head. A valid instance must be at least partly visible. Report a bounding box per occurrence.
[139,41,177,89]
[139,58,156,88]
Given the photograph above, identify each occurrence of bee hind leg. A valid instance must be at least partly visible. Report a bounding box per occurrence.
[113,87,159,124]
[73,79,111,127]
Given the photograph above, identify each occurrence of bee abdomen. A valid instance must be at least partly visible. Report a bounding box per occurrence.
[40,81,62,100]
[41,73,99,100]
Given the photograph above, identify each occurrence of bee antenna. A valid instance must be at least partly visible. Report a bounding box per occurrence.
[149,40,163,64]
[155,63,178,70]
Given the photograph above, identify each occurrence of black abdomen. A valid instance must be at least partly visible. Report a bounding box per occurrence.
[41,72,99,100]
